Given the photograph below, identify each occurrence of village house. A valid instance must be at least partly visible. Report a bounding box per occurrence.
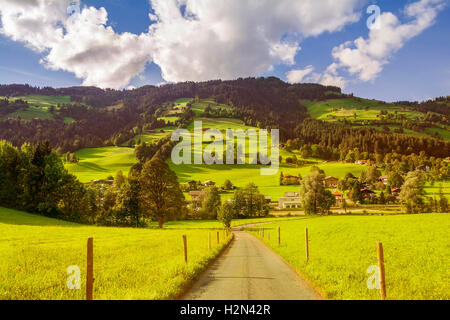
[324,176,339,188]
[187,180,198,190]
[355,160,368,165]
[189,191,202,202]
[391,188,401,198]
[379,175,388,185]
[278,192,301,209]
[360,189,376,200]
[204,180,216,187]
[333,192,345,205]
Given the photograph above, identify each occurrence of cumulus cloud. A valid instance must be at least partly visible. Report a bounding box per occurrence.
[148,0,363,82]
[286,66,315,84]
[329,0,446,83]
[0,0,365,88]
[0,0,153,89]
[286,0,446,89]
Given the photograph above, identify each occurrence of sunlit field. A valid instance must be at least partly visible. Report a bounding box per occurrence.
[0,207,232,300]
[246,213,450,300]
[64,147,136,183]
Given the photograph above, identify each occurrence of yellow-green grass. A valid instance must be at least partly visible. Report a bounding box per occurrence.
[365,125,450,141]
[190,99,232,117]
[121,126,176,147]
[303,98,420,122]
[0,207,232,300]
[65,147,137,183]
[247,213,450,300]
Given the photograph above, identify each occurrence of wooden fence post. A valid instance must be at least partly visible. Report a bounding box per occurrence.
[217,231,220,244]
[86,237,94,301]
[377,242,386,300]
[268,231,270,241]
[183,235,188,263]
[208,232,211,250]
[223,229,225,240]
[262,228,264,238]
[305,228,309,262]
[277,227,280,246]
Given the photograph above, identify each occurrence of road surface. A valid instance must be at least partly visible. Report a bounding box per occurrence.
[183,231,322,300]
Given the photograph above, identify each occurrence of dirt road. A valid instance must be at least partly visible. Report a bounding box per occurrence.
[183,231,322,300]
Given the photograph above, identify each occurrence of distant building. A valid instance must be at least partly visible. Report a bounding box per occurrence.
[324,176,339,188]
[379,175,388,185]
[333,192,345,204]
[92,179,114,186]
[391,188,401,197]
[278,192,301,209]
[360,189,376,200]
[264,196,272,204]
[189,191,202,202]
[204,180,216,187]
[355,160,368,165]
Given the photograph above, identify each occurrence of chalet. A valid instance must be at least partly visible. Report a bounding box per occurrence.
[204,180,216,187]
[189,191,202,202]
[278,192,301,209]
[92,179,114,186]
[188,180,198,190]
[360,189,376,200]
[355,160,368,165]
[416,165,430,172]
[333,192,345,204]
[379,175,388,185]
[324,176,339,188]
[391,188,401,197]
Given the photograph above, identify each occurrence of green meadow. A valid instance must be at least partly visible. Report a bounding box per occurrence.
[1,95,73,121]
[303,98,420,122]
[64,147,136,183]
[0,207,232,300]
[247,213,450,300]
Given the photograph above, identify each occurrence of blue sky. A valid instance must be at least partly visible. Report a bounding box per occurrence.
[0,0,448,102]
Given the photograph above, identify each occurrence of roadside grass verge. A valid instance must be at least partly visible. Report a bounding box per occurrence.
[0,207,232,300]
[246,213,449,300]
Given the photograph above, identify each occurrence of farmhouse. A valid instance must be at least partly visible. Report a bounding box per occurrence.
[333,192,345,204]
[324,176,339,188]
[360,189,376,200]
[278,192,301,209]
[189,191,202,202]
[204,180,216,187]
[391,188,401,198]
[379,175,388,185]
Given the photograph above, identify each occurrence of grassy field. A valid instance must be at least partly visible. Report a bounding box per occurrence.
[303,98,420,122]
[64,147,136,182]
[1,95,73,121]
[0,207,232,300]
[246,213,450,300]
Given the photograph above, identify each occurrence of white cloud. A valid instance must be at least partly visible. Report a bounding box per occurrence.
[0,0,365,88]
[0,0,153,89]
[148,0,363,83]
[286,66,315,84]
[329,0,446,83]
